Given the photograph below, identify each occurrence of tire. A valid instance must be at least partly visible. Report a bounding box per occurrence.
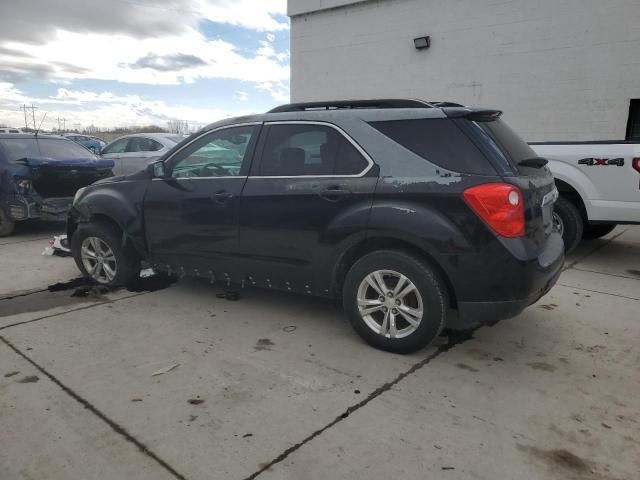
[342,250,448,354]
[0,209,15,237]
[553,196,583,254]
[71,221,140,286]
[582,223,616,240]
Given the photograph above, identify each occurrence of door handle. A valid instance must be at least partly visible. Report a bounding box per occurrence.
[211,191,233,203]
[319,186,351,201]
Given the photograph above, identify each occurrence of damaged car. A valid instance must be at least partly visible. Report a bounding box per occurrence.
[0,133,114,236]
[68,99,564,353]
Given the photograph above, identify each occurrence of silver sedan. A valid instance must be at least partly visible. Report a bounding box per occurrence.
[100,133,185,176]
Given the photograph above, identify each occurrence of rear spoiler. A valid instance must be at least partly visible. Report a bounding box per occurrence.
[442,108,503,122]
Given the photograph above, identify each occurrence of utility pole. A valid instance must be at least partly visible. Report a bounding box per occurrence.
[21,104,29,130]
[30,105,37,130]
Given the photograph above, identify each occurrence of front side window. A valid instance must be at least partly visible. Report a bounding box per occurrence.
[171,125,257,178]
[102,138,128,154]
[257,124,369,176]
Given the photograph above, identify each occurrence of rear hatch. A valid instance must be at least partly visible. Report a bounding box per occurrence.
[448,110,558,251]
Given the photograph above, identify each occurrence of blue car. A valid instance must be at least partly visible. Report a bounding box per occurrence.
[0,134,114,236]
[63,134,107,154]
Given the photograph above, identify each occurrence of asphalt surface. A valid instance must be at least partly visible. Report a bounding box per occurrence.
[0,221,638,480]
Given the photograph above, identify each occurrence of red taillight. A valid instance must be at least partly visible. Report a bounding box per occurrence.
[463,183,525,238]
[633,157,640,174]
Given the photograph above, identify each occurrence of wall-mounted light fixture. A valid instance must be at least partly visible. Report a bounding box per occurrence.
[414,36,430,50]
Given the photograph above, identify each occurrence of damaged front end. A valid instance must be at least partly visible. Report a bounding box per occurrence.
[1,157,114,223]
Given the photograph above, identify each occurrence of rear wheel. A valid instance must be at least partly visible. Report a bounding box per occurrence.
[343,250,447,354]
[582,223,616,239]
[0,209,15,237]
[71,221,140,286]
[553,196,583,254]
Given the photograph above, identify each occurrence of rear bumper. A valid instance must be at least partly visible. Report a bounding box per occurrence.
[449,232,565,330]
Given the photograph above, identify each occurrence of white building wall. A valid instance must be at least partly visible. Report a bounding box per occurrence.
[289,0,640,141]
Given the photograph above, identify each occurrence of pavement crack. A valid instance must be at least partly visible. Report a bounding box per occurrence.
[243,330,475,480]
[0,292,147,331]
[0,288,49,301]
[0,335,188,480]
[567,267,640,282]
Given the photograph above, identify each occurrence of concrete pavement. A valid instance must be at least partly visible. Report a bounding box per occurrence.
[0,223,638,479]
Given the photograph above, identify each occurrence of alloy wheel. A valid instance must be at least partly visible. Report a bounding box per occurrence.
[81,236,117,284]
[552,212,565,236]
[356,269,424,339]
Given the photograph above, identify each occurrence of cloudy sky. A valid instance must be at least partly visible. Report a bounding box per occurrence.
[0,0,289,131]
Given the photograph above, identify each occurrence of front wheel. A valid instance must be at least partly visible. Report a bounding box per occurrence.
[343,250,448,354]
[71,222,140,286]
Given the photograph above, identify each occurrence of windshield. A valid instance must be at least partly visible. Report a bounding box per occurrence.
[0,137,95,162]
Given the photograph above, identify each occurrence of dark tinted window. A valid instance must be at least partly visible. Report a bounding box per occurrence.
[369,119,495,175]
[473,119,536,164]
[626,99,640,141]
[258,124,369,176]
[0,138,93,162]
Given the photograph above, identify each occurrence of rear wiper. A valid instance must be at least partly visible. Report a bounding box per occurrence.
[518,157,548,168]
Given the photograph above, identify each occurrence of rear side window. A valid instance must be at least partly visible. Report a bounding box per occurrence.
[126,137,163,153]
[258,124,369,176]
[473,119,537,165]
[369,119,495,175]
[102,138,128,154]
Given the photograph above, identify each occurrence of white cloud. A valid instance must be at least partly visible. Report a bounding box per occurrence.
[0,84,256,130]
[235,91,250,101]
[256,81,290,102]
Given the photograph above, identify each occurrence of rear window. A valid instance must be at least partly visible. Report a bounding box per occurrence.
[471,119,537,166]
[369,119,495,175]
[0,138,94,162]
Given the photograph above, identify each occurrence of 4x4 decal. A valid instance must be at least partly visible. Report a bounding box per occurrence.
[578,157,625,166]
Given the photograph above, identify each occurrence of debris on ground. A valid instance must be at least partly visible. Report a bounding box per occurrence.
[42,235,71,257]
[140,268,155,278]
[151,363,180,377]
[282,325,297,333]
[188,398,205,405]
[216,290,239,301]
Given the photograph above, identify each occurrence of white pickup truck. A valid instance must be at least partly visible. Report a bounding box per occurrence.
[530,142,640,252]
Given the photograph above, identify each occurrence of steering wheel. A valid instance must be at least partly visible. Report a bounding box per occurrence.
[200,163,228,177]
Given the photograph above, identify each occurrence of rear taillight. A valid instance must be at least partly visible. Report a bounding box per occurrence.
[633,157,640,174]
[463,183,525,238]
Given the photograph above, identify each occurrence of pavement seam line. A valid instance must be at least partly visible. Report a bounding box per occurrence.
[563,227,629,270]
[0,292,149,332]
[0,335,188,480]
[557,283,640,301]
[567,267,640,282]
[243,331,475,480]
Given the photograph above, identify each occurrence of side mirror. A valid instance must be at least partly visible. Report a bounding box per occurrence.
[152,160,166,178]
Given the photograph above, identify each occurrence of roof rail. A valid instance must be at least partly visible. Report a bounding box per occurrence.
[267,98,438,113]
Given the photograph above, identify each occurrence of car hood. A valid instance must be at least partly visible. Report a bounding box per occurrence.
[15,156,114,169]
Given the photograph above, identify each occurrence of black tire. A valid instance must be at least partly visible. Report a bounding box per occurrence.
[582,223,616,240]
[342,250,448,354]
[553,196,583,254]
[71,221,140,286]
[0,209,15,237]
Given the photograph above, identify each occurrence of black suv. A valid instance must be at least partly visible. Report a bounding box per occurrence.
[68,99,564,353]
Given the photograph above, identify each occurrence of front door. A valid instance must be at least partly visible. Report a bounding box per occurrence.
[238,122,377,295]
[143,124,260,281]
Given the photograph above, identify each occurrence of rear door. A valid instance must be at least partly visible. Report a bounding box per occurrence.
[143,124,260,280]
[238,121,377,295]
[119,136,164,175]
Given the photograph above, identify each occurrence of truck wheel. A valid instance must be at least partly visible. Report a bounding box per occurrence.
[71,221,140,287]
[0,209,15,237]
[343,250,447,354]
[582,224,616,240]
[553,196,583,254]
